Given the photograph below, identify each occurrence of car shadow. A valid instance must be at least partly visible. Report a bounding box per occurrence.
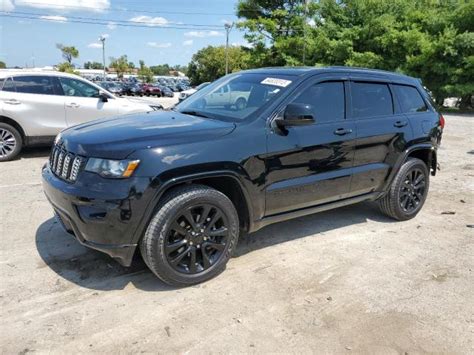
[35,201,394,291]
[20,146,51,159]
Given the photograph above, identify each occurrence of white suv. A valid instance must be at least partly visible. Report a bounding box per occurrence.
[0,71,161,161]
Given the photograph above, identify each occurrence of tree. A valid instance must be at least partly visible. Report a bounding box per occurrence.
[109,55,130,79]
[57,62,78,75]
[0,61,6,69]
[84,61,104,69]
[137,60,154,83]
[150,64,171,76]
[56,44,79,64]
[237,0,473,108]
[187,45,251,84]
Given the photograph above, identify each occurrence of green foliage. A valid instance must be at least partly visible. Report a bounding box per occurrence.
[150,64,171,76]
[109,55,131,79]
[57,62,79,75]
[236,0,474,107]
[138,60,155,83]
[187,45,251,84]
[0,61,6,69]
[56,44,79,64]
[83,61,104,69]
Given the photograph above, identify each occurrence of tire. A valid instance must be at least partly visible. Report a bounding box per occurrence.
[140,184,239,286]
[0,123,22,162]
[235,98,247,110]
[378,158,430,221]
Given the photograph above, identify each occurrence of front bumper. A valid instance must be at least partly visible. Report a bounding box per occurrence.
[42,164,154,266]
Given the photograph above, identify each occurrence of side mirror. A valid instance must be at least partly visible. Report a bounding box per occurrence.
[276,103,315,128]
[98,91,109,102]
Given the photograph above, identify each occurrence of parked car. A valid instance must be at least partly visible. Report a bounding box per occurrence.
[157,85,174,98]
[97,81,123,96]
[178,82,210,102]
[42,67,444,286]
[0,71,161,161]
[142,83,162,97]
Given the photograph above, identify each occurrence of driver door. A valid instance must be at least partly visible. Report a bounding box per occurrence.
[265,78,356,216]
[58,77,119,127]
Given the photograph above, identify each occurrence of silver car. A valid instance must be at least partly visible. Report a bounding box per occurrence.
[0,70,161,161]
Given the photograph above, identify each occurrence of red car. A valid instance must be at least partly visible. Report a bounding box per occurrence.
[142,83,162,97]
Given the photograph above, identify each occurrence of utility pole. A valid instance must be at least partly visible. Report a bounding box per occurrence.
[303,0,309,65]
[224,22,233,75]
[99,35,106,80]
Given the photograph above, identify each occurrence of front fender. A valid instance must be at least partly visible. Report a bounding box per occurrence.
[128,166,259,245]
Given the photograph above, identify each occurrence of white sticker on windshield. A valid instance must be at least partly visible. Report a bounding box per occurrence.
[261,77,292,87]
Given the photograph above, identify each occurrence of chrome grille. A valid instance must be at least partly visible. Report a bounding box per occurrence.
[49,145,85,182]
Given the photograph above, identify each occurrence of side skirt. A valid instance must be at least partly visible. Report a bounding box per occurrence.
[250,192,381,233]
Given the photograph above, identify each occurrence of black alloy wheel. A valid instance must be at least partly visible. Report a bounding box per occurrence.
[166,204,229,274]
[140,184,239,286]
[399,168,426,213]
[378,158,430,221]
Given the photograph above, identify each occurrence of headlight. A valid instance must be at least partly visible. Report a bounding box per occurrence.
[84,158,140,178]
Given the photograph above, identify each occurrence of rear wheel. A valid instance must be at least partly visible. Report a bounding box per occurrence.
[140,185,239,286]
[379,158,429,220]
[0,123,22,162]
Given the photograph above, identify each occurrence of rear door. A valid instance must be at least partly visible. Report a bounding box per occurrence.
[58,76,119,127]
[349,79,413,195]
[0,75,66,137]
[265,77,356,216]
[392,84,437,141]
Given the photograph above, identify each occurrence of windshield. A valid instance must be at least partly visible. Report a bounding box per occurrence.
[175,73,294,122]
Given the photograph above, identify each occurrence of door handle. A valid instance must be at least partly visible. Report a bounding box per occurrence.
[394,120,408,128]
[334,128,353,136]
[4,99,21,105]
[66,103,80,108]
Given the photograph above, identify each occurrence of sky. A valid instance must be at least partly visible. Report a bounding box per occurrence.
[0,0,247,68]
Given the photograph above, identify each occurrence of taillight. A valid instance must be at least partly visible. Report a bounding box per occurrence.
[439,114,445,129]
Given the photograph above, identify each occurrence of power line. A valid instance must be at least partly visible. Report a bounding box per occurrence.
[7,1,240,16]
[0,13,225,30]
[8,10,223,28]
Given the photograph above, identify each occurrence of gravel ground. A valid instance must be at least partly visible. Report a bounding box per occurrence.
[0,113,473,354]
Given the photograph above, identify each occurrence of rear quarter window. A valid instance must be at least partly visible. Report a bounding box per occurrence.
[1,77,16,92]
[352,82,393,118]
[393,84,428,113]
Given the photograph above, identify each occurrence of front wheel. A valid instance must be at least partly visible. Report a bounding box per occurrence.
[0,123,22,162]
[140,185,239,286]
[378,158,430,220]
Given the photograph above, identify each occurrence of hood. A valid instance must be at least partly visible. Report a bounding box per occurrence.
[60,111,236,159]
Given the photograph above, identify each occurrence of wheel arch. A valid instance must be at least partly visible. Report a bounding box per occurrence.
[381,144,437,194]
[131,170,254,246]
[0,115,26,145]
[405,146,437,176]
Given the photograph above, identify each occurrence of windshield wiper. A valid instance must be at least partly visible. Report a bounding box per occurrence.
[179,110,212,119]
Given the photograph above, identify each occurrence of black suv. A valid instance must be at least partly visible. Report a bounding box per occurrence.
[42,67,444,286]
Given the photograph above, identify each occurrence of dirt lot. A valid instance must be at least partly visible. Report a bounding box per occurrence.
[1,114,473,353]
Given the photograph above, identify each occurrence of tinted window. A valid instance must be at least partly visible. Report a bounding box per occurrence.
[59,77,99,98]
[352,82,393,118]
[292,81,345,123]
[394,84,428,113]
[2,78,15,92]
[13,76,56,95]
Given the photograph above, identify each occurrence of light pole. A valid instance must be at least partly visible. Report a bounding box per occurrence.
[99,35,106,80]
[224,22,233,75]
